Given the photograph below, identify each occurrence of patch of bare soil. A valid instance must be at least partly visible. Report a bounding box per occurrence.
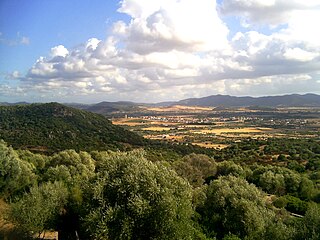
[0,199,29,240]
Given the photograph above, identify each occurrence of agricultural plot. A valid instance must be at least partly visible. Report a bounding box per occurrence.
[112,106,320,147]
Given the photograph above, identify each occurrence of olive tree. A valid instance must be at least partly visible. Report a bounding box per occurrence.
[174,153,217,188]
[200,175,275,239]
[9,181,68,237]
[83,150,195,240]
[0,140,36,197]
[44,149,95,185]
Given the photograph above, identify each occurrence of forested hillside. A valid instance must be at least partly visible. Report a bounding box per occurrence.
[0,103,146,152]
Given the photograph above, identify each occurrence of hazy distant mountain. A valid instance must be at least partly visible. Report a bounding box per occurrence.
[87,101,141,114]
[68,101,142,115]
[2,94,320,111]
[173,94,320,107]
[74,94,320,115]
[0,101,29,106]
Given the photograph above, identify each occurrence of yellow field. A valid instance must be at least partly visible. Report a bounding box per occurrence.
[149,121,178,126]
[194,127,272,135]
[112,118,146,126]
[113,121,144,126]
[142,127,172,131]
[181,125,212,128]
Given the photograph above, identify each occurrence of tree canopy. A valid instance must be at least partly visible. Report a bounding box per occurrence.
[83,150,195,239]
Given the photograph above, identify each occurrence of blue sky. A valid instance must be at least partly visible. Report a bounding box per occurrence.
[1,0,320,103]
[0,0,123,73]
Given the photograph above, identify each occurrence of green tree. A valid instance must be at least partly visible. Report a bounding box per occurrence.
[0,140,36,197]
[42,150,97,237]
[44,150,95,185]
[83,150,195,240]
[296,203,320,240]
[250,165,301,196]
[200,176,274,239]
[17,150,48,172]
[264,220,296,240]
[9,181,68,237]
[299,177,316,200]
[174,153,217,188]
[216,161,246,178]
[259,171,286,195]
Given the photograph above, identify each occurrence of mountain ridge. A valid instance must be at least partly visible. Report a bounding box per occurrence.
[174,93,320,107]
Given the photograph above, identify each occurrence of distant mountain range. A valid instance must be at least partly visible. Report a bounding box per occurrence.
[1,94,320,116]
[174,94,320,107]
[78,94,320,114]
[0,101,29,106]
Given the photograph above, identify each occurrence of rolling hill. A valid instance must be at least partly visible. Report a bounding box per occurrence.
[0,103,146,153]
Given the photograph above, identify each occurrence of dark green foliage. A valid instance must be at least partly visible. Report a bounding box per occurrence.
[284,195,308,215]
[277,154,287,161]
[145,148,182,162]
[215,139,264,163]
[216,138,320,168]
[222,234,241,240]
[174,153,217,188]
[272,194,309,215]
[299,203,320,240]
[258,170,286,195]
[0,103,146,153]
[148,140,216,157]
[263,139,320,169]
[306,158,320,171]
[287,160,305,173]
[39,147,97,235]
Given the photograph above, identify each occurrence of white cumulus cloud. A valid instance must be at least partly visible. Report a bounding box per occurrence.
[8,0,320,102]
[51,45,69,58]
[220,0,320,27]
[115,0,229,53]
